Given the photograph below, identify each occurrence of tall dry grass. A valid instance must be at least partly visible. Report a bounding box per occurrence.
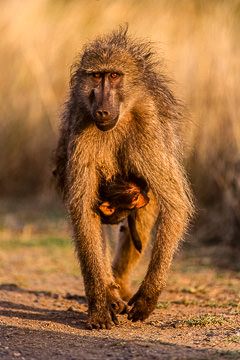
[0,0,239,245]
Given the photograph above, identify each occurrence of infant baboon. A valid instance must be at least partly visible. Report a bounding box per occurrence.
[97,174,149,253]
[54,26,193,329]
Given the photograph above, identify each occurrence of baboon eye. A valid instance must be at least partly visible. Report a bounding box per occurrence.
[92,73,101,78]
[110,73,120,79]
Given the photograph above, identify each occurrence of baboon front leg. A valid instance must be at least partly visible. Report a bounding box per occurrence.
[127,207,185,322]
[72,211,121,329]
[113,202,156,301]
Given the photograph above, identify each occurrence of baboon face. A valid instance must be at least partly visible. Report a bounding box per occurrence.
[88,72,123,131]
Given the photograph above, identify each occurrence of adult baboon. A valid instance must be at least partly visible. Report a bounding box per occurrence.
[54,27,193,329]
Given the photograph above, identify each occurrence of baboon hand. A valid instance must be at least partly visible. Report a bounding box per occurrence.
[127,287,159,322]
[88,302,119,330]
[88,285,129,330]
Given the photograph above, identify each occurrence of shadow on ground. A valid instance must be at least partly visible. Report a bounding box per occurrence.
[1,324,239,360]
[0,286,239,360]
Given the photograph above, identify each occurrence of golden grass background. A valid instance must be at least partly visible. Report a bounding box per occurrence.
[0,0,239,247]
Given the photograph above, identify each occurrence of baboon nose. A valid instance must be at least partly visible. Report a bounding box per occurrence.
[96,109,110,120]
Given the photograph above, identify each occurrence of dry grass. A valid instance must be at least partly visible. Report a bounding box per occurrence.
[0,0,239,246]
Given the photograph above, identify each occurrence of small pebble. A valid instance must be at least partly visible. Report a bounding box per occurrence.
[13,352,21,357]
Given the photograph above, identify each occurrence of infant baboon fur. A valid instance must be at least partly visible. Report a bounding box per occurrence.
[97,174,150,253]
[97,174,149,225]
[54,27,194,329]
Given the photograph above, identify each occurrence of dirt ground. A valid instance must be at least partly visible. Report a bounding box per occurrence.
[0,209,239,360]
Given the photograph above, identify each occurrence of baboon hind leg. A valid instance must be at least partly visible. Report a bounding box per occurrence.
[112,201,156,301]
[102,225,129,314]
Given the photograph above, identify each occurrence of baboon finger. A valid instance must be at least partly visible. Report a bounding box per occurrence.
[87,322,93,330]
[90,322,100,330]
[106,321,113,330]
[120,304,130,315]
[110,308,119,325]
[111,301,121,313]
[128,308,142,322]
[118,302,126,314]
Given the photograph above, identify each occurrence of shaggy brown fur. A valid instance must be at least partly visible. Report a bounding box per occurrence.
[54,26,194,329]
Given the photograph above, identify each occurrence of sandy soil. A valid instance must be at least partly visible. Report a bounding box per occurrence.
[0,223,239,359]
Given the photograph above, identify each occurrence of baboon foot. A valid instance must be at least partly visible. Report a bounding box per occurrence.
[127,288,159,322]
[107,283,129,314]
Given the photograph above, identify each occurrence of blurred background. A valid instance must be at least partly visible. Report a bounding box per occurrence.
[0,0,239,266]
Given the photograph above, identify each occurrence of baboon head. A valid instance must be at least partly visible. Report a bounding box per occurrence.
[71,27,155,132]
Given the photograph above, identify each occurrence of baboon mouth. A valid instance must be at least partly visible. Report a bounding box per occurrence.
[95,118,119,132]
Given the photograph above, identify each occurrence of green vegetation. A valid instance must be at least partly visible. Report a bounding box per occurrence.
[228,335,240,344]
[183,314,227,327]
[173,298,198,306]
[204,301,240,309]
[0,236,71,250]
[156,301,171,309]
[181,285,206,294]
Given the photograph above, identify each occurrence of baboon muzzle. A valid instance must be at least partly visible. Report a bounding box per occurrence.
[93,109,119,131]
[92,75,120,131]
